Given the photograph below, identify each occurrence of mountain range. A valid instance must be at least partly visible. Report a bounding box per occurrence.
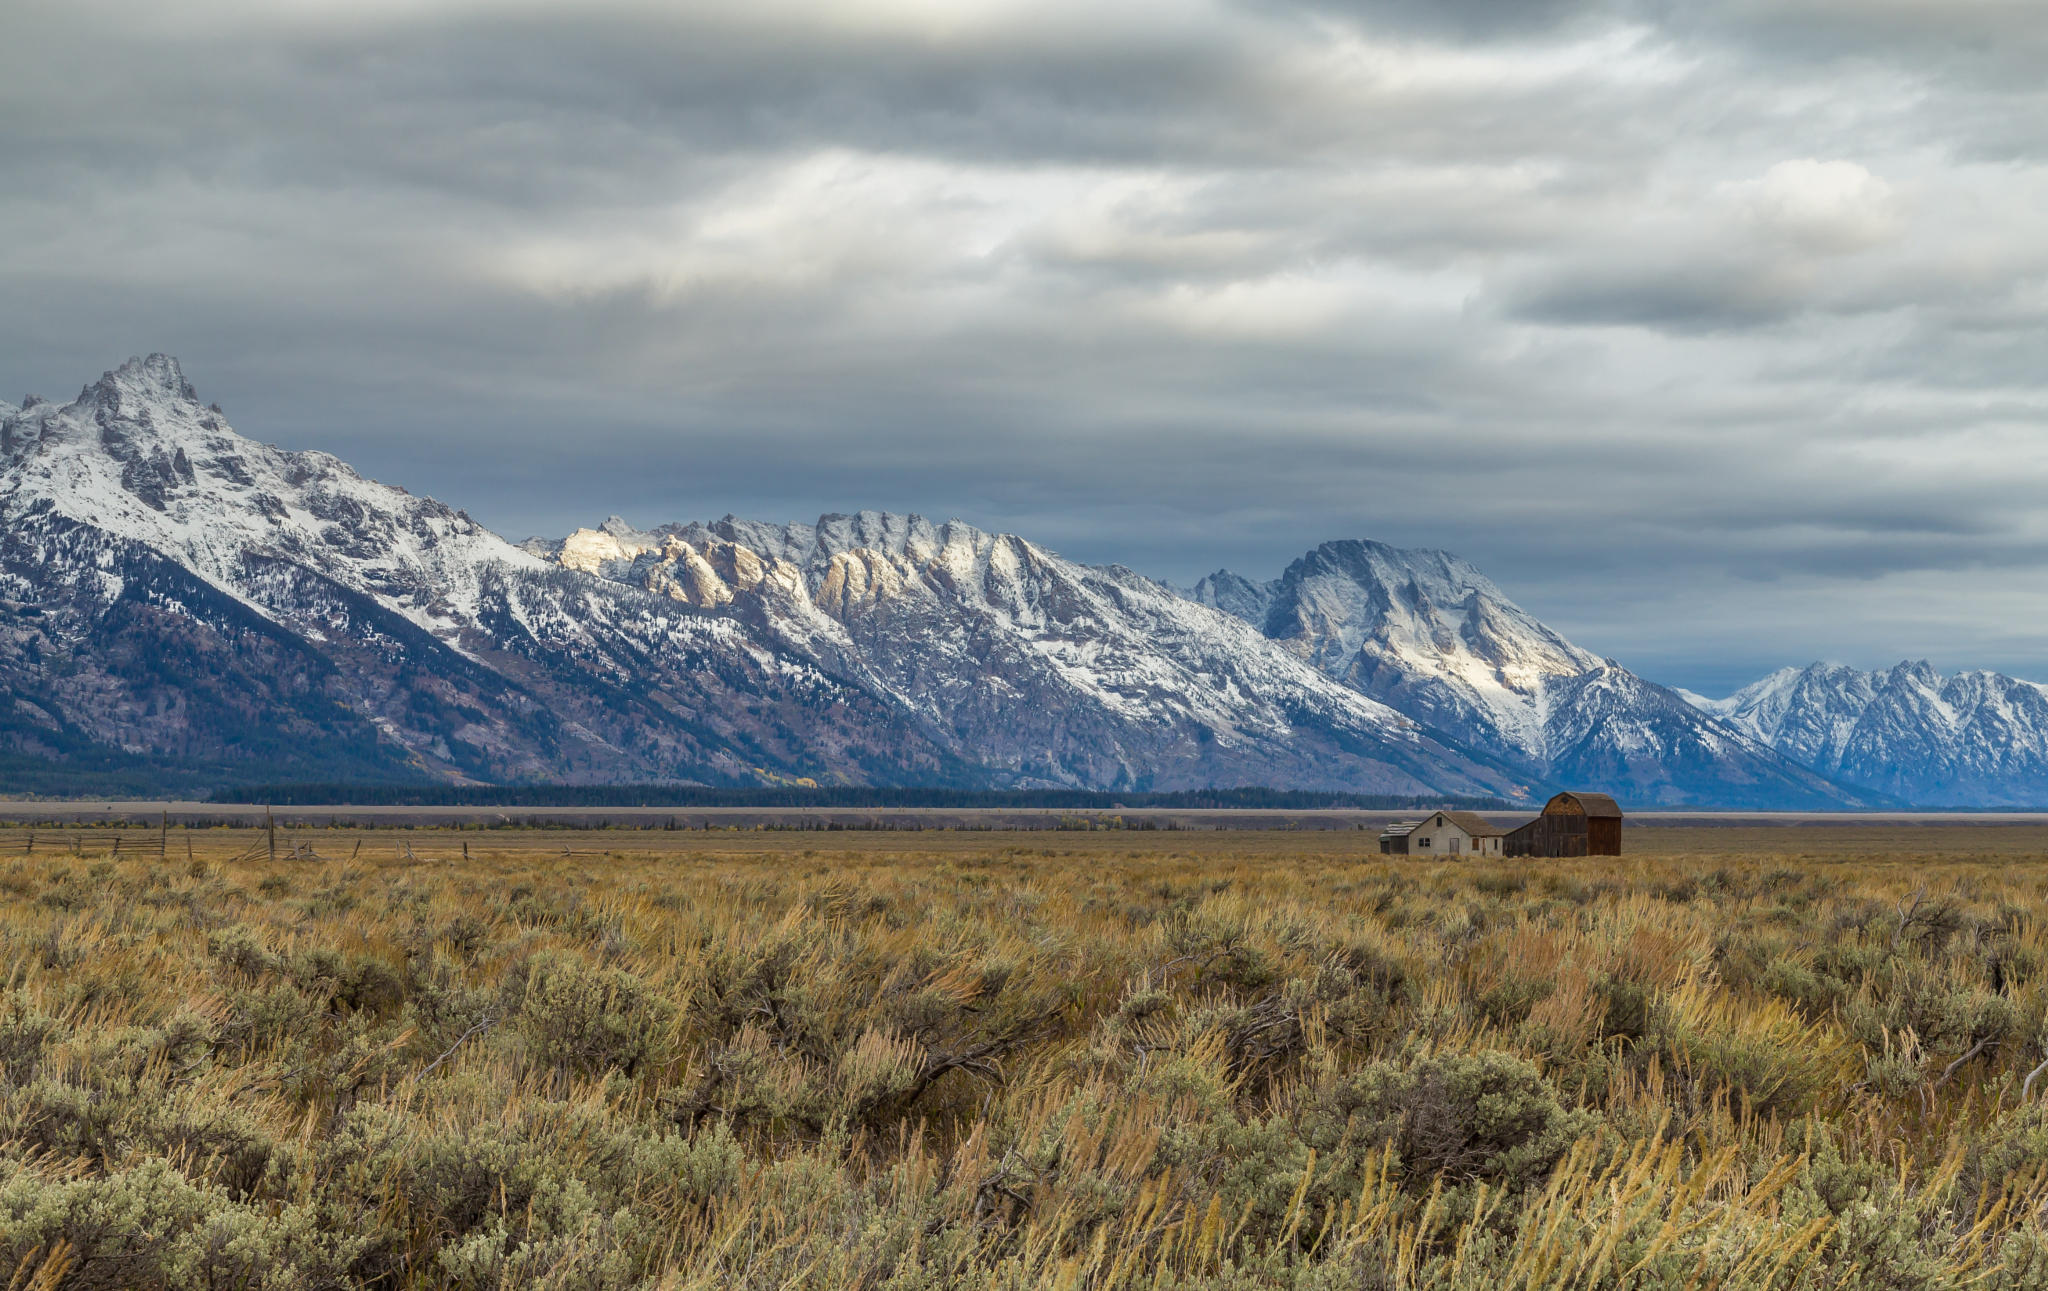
[1684,663,2048,807]
[0,356,2037,807]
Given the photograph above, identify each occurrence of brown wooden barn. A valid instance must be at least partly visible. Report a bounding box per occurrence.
[1502,792,1623,857]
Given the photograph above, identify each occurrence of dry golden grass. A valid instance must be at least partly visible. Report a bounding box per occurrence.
[0,823,2046,1288]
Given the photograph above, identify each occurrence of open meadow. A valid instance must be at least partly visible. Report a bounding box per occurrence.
[3,822,2048,1288]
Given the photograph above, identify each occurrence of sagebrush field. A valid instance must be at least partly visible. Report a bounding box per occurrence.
[4,823,2048,1288]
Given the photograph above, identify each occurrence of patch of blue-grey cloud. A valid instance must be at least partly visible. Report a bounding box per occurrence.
[2,0,2045,696]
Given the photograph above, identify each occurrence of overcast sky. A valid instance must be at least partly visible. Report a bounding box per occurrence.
[5,0,2046,693]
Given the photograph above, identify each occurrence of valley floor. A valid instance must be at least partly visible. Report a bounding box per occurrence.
[3,826,2048,1287]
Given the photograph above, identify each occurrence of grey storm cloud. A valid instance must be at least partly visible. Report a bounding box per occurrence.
[3,0,2047,694]
[1250,0,1619,41]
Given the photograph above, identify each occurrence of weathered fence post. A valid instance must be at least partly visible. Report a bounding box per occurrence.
[266,807,276,864]
[160,811,169,860]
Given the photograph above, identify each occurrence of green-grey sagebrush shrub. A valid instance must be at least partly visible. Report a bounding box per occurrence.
[1331,1050,1598,1191]
[512,951,673,1077]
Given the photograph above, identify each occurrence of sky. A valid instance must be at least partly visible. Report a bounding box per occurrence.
[3,0,2046,695]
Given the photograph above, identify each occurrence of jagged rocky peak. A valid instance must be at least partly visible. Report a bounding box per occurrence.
[1265,538,1599,681]
[670,509,1025,573]
[1,354,541,635]
[1887,659,1948,692]
[1186,569,1276,625]
[1692,660,2048,806]
[8,354,257,477]
[1204,534,1868,806]
[1702,662,1874,727]
[555,517,661,573]
[549,514,817,608]
[545,509,1063,612]
[102,352,197,401]
[36,353,199,419]
[5,354,232,501]
[1225,536,1609,763]
[1708,660,1948,739]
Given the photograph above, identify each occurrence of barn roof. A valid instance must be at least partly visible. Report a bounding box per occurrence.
[1436,810,1505,837]
[1551,792,1623,818]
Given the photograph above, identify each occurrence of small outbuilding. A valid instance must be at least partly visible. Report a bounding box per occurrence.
[1378,810,1504,858]
[1502,792,1623,858]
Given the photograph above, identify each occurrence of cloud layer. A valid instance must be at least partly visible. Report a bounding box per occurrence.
[4,0,2045,693]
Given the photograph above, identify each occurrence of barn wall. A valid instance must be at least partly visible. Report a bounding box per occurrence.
[1588,818,1622,856]
[1504,815,1591,858]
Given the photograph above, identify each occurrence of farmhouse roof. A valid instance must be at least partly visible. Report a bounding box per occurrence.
[1437,810,1505,837]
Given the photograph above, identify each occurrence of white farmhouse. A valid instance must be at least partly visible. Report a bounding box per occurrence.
[1377,810,1504,858]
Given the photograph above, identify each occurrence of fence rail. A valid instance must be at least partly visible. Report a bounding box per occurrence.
[0,826,646,863]
[0,829,172,857]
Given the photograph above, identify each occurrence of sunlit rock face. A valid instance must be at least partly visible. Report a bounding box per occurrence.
[538,511,1534,796]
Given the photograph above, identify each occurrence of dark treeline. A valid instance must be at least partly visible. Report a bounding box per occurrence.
[213,783,1517,811]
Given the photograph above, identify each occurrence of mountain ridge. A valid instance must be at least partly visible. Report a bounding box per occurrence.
[0,354,1996,806]
[0,356,978,789]
[526,512,1534,796]
[1183,539,1873,808]
[1688,661,2048,807]
[0,357,1521,798]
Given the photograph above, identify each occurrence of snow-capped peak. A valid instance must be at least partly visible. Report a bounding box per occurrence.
[1186,569,1277,626]
[1702,660,2048,806]
[99,353,195,401]
[1249,538,1603,760]
[1193,536,1866,806]
[0,354,544,639]
[663,510,1024,574]
[522,507,1526,797]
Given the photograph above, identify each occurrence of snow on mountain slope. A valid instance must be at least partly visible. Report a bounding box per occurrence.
[1185,570,1277,625]
[7,355,1998,804]
[1248,541,1601,757]
[1695,662,2048,806]
[0,355,545,643]
[0,358,970,788]
[535,512,1532,795]
[1196,540,1878,807]
[0,356,1525,795]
